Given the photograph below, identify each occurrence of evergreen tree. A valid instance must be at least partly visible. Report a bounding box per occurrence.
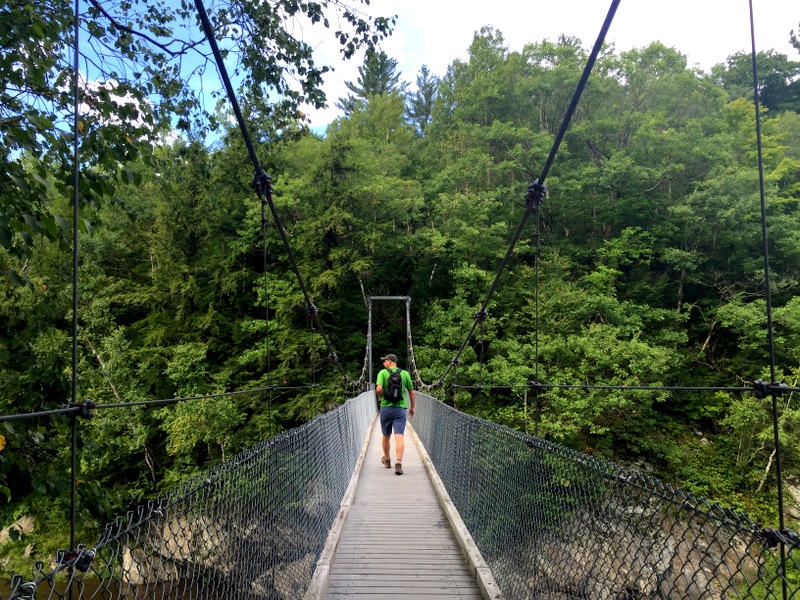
[336,50,409,114]
[406,65,440,133]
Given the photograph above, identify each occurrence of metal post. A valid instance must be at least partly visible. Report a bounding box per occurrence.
[405,297,412,368]
[367,298,373,386]
[70,4,80,598]
[367,294,412,389]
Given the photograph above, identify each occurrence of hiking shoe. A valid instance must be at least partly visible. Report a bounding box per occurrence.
[395,462,403,475]
[381,456,392,469]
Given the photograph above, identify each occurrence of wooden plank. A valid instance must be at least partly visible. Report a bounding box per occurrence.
[327,594,484,600]
[324,423,484,598]
[329,573,476,581]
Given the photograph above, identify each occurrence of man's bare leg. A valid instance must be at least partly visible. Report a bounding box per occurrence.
[394,433,405,463]
[382,434,391,461]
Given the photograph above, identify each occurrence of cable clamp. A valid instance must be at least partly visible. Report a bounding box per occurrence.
[526,179,547,207]
[752,380,769,398]
[328,352,338,363]
[67,399,96,419]
[528,381,544,391]
[252,171,273,197]
[451,358,460,367]
[473,308,488,322]
[752,379,789,399]
[773,381,789,394]
[757,526,800,549]
[58,548,95,572]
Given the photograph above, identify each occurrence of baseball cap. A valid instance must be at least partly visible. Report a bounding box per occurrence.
[380,353,398,362]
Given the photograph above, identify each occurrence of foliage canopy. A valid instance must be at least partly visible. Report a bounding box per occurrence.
[3,16,800,572]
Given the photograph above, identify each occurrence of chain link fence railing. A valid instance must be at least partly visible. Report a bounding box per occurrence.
[3,391,375,600]
[412,392,800,599]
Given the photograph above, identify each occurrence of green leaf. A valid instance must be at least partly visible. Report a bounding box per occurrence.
[9,173,29,192]
[23,214,39,229]
[41,214,57,238]
[31,172,49,188]
[55,215,69,233]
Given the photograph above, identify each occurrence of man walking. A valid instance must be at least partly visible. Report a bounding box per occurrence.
[375,353,415,475]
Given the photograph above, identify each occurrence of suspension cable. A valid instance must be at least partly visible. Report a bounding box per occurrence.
[405,300,435,390]
[193,0,350,385]
[451,383,756,393]
[261,162,273,435]
[533,188,543,439]
[748,1,787,596]
[347,319,371,392]
[70,0,82,575]
[0,386,332,423]
[435,0,621,386]
[476,309,487,389]
[309,306,317,414]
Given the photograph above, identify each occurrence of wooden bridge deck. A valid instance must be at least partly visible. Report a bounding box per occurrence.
[323,419,487,599]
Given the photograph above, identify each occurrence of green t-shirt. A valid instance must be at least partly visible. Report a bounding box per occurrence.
[376,367,413,408]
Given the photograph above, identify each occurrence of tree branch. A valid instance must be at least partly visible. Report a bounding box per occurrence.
[87,0,204,57]
[756,447,776,493]
[632,177,668,196]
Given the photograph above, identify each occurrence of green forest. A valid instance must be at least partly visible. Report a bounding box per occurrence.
[2,0,800,575]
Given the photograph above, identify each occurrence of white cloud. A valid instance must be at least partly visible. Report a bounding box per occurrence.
[304,0,800,128]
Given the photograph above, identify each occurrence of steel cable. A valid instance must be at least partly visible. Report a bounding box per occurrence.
[435,0,622,386]
[748,1,787,596]
[193,0,351,385]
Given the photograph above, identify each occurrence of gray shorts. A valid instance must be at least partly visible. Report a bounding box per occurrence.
[380,406,407,436]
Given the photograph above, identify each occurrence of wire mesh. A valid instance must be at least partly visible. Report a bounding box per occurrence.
[412,392,800,599]
[3,391,375,600]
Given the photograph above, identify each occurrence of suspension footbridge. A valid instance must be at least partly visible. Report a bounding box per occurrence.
[309,415,493,600]
[5,391,799,599]
[4,0,800,596]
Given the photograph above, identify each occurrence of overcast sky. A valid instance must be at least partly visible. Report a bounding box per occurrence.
[303,0,800,127]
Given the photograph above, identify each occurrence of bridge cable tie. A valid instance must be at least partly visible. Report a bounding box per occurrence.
[58,548,95,572]
[66,399,95,419]
[526,179,547,207]
[758,527,800,549]
[752,379,789,399]
[252,171,272,198]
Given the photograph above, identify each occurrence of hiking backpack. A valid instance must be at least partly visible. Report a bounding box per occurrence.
[386,368,404,403]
